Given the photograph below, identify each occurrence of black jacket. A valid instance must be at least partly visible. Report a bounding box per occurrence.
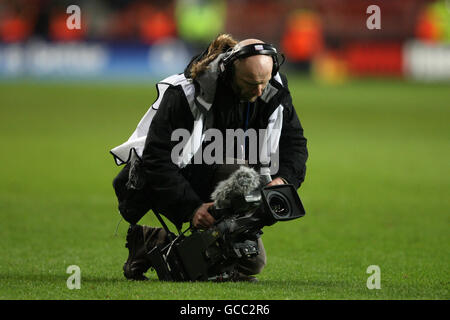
[113,73,308,229]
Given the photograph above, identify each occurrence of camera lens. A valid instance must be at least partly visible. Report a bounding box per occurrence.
[268,192,290,217]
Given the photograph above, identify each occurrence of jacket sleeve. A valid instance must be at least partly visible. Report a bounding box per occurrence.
[141,86,203,229]
[274,75,308,189]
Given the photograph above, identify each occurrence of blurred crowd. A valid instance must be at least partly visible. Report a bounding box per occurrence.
[0,0,177,43]
[0,0,449,80]
[2,0,447,44]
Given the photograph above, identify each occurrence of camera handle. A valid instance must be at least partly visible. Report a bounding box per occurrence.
[152,209,181,242]
[259,165,272,186]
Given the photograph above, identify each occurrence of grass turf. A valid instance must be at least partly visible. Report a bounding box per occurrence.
[0,77,448,299]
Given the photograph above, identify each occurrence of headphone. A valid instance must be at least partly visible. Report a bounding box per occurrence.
[218,43,285,81]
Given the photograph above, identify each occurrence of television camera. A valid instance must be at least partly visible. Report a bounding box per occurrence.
[147,166,305,281]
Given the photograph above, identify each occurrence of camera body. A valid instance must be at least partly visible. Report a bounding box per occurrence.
[147,184,305,281]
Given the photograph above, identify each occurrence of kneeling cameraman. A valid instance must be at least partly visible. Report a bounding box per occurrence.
[111,34,308,281]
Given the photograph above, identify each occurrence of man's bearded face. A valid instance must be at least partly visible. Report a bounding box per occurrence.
[233,55,273,102]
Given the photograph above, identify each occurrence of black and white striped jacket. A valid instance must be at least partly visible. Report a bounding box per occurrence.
[111,54,308,227]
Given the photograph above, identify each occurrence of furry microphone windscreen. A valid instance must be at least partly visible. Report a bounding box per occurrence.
[211,166,260,209]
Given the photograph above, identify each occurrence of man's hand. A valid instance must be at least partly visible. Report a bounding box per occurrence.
[266,177,285,187]
[192,202,215,229]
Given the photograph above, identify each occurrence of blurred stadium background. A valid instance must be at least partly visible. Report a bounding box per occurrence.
[0,0,449,299]
[0,0,449,82]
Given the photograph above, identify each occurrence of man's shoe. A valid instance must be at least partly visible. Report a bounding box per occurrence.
[123,225,152,281]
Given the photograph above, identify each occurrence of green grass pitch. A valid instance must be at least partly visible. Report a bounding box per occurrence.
[0,76,448,299]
